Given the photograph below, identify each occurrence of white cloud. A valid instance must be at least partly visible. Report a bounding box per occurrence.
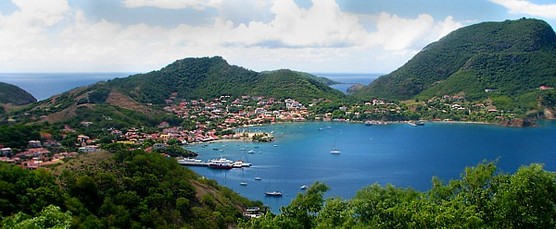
[0,0,464,73]
[491,0,556,19]
[123,0,221,10]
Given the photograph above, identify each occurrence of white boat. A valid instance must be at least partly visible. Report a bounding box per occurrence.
[240,182,248,186]
[255,177,262,181]
[300,185,308,190]
[177,157,204,165]
[265,191,282,197]
[247,150,255,154]
[330,149,341,154]
[330,141,341,154]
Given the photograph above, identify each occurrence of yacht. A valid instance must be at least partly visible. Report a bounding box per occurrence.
[265,191,282,197]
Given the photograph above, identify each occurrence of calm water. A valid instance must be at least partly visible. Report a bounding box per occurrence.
[0,73,135,101]
[186,121,556,212]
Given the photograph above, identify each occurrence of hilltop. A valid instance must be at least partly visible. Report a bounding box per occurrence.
[109,56,344,104]
[355,18,556,102]
[12,57,344,127]
[0,82,36,105]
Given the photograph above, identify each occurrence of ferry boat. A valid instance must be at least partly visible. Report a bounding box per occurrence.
[265,191,282,197]
[176,157,204,166]
[207,157,234,169]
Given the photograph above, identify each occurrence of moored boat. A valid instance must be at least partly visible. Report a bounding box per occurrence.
[265,191,282,197]
[207,157,234,169]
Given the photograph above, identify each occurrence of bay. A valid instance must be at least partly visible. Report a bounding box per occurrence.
[186,121,556,213]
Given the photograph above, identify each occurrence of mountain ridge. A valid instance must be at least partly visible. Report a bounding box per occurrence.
[355,18,556,101]
[0,82,37,106]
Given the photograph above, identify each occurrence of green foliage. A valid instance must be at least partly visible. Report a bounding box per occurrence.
[0,149,261,228]
[242,161,556,229]
[0,82,37,105]
[357,18,556,106]
[0,124,42,150]
[109,57,344,104]
[2,205,72,229]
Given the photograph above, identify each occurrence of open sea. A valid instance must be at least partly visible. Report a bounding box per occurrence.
[186,121,556,213]
[314,73,381,93]
[0,73,135,101]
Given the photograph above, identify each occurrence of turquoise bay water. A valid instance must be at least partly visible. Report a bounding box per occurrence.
[186,121,556,212]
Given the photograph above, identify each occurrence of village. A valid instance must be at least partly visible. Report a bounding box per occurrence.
[1,86,539,170]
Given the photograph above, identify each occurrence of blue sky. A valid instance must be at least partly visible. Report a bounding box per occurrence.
[1,0,555,73]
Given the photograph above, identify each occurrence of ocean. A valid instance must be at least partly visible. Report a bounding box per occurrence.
[314,73,381,93]
[185,121,556,213]
[0,73,135,101]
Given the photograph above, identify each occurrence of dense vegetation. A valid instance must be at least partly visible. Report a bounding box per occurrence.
[241,161,556,228]
[0,82,36,105]
[0,149,261,228]
[109,57,344,105]
[356,18,556,102]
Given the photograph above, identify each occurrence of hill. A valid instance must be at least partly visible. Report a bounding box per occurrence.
[14,57,343,127]
[0,82,36,105]
[109,56,344,104]
[0,149,262,228]
[355,18,556,102]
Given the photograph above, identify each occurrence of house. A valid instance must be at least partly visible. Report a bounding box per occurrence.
[0,148,12,156]
[28,140,42,148]
[78,145,99,153]
[540,85,554,90]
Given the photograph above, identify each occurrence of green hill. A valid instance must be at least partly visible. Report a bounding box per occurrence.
[0,82,36,105]
[16,57,343,127]
[355,18,556,101]
[110,56,344,104]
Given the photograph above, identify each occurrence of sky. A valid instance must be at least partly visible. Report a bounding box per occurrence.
[1,0,556,74]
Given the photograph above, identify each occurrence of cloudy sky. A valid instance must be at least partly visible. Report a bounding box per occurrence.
[1,0,556,73]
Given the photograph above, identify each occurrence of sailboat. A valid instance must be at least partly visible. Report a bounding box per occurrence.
[330,141,341,154]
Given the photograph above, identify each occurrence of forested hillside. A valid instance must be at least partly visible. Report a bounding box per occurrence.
[109,56,344,104]
[356,18,556,101]
[0,149,262,228]
[0,82,36,105]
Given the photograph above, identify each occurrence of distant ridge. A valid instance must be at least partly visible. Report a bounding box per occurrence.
[0,82,36,105]
[355,18,556,101]
[20,56,344,125]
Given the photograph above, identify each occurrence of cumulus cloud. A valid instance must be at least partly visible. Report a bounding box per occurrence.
[122,0,221,10]
[491,0,556,19]
[0,0,464,73]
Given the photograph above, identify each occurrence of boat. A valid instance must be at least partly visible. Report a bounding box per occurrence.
[265,191,282,197]
[330,148,341,154]
[207,157,234,169]
[300,185,308,190]
[365,120,373,126]
[176,157,205,166]
[240,182,248,186]
[330,141,341,154]
[255,177,262,181]
[415,121,425,126]
[232,160,252,168]
[247,150,255,154]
